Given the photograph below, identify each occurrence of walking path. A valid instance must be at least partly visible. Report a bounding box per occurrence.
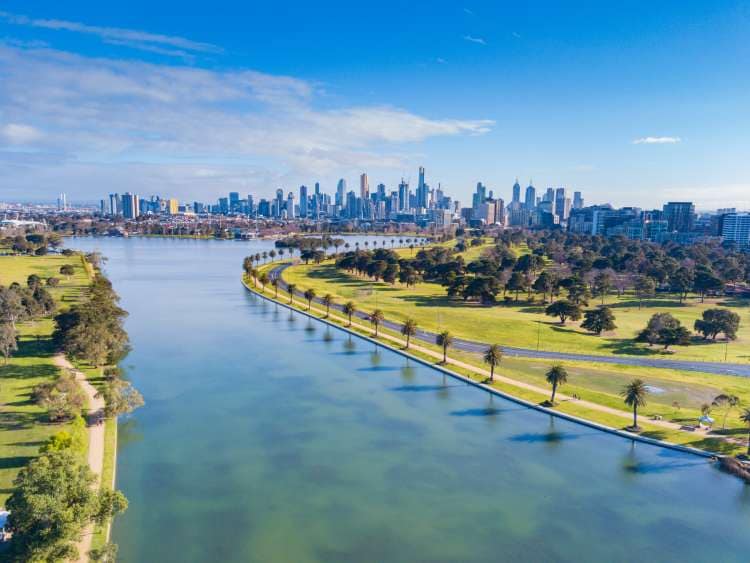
[53,355,105,563]
[249,279,743,451]
[269,263,750,377]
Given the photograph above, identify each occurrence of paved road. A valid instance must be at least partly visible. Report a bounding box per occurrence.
[268,264,750,377]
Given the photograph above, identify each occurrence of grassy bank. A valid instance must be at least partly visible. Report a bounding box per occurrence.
[0,253,92,505]
[249,262,747,456]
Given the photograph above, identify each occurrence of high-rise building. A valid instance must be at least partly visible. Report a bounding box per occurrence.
[336,179,346,207]
[662,202,696,233]
[57,193,67,211]
[286,192,296,219]
[360,173,369,200]
[512,179,521,203]
[524,183,536,210]
[166,198,179,215]
[299,185,308,218]
[416,166,429,209]
[229,192,240,212]
[472,182,487,209]
[108,193,120,216]
[398,179,410,212]
[573,191,584,209]
[721,213,750,246]
[121,192,139,219]
[555,188,567,221]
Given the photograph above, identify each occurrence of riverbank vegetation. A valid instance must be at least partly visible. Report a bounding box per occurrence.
[0,246,139,559]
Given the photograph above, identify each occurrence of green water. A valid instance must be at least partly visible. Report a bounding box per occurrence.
[70,237,750,562]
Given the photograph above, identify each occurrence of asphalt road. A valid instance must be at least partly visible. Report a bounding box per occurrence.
[268,263,750,377]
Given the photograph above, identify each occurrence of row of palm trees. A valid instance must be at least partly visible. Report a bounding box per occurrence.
[261,274,750,443]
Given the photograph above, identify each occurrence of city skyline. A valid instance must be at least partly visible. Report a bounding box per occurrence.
[1,2,749,208]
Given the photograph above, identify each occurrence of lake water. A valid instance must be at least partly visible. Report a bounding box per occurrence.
[69,237,750,562]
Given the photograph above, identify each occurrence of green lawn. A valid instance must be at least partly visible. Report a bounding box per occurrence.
[282,258,750,363]
[0,253,91,505]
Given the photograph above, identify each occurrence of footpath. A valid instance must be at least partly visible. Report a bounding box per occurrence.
[53,355,106,563]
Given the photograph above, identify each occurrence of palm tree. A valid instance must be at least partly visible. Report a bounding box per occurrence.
[249,268,258,287]
[322,294,334,317]
[436,330,454,364]
[483,345,503,382]
[545,365,568,405]
[712,394,741,429]
[621,379,649,430]
[271,278,279,298]
[369,309,384,337]
[304,288,316,310]
[287,283,297,304]
[343,301,356,326]
[740,408,750,456]
[258,272,269,292]
[401,318,418,349]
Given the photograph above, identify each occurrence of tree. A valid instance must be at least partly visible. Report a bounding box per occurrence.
[581,307,617,335]
[0,321,18,364]
[545,365,568,404]
[100,378,144,418]
[670,267,694,303]
[369,309,384,337]
[258,272,269,292]
[545,299,582,325]
[741,408,750,456]
[592,271,613,304]
[636,312,690,349]
[33,371,86,422]
[483,344,503,382]
[621,379,648,430]
[6,451,127,562]
[322,294,334,317]
[271,278,279,298]
[711,394,740,429]
[634,275,656,310]
[693,270,724,302]
[565,277,591,306]
[59,264,75,280]
[694,308,740,340]
[436,330,454,363]
[89,543,119,562]
[0,285,25,329]
[46,277,61,288]
[342,301,356,326]
[532,271,555,303]
[303,288,316,310]
[286,283,297,304]
[506,272,528,302]
[401,318,418,349]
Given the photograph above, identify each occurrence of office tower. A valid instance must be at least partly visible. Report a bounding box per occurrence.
[416,166,429,209]
[314,182,321,196]
[524,182,536,210]
[512,179,521,203]
[398,179,410,211]
[573,191,584,209]
[108,193,121,216]
[57,193,67,211]
[121,192,139,219]
[472,182,487,209]
[286,192,296,219]
[336,179,346,207]
[247,195,254,216]
[346,191,357,218]
[360,173,369,200]
[376,183,386,202]
[662,202,696,233]
[555,188,567,221]
[299,185,308,217]
[166,198,178,215]
[229,192,240,212]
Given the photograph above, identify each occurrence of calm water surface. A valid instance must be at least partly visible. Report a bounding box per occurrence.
[70,237,750,562]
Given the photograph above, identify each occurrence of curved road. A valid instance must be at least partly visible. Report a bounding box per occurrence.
[268,263,750,377]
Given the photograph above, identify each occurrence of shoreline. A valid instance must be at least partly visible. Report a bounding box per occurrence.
[242,278,720,460]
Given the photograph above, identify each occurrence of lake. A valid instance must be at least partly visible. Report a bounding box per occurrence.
[69,237,750,562]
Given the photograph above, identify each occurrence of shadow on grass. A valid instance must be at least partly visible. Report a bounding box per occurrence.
[607,298,688,309]
[0,455,33,470]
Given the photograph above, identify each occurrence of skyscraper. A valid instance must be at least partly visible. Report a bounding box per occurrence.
[416,166,429,209]
[229,192,240,212]
[286,192,296,219]
[398,179,410,212]
[360,173,369,200]
[336,179,346,207]
[555,188,567,221]
[57,193,67,211]
[662,202,696,233]
[299,185,308,218]
[472,182,487,209]
[524,182,536,210]
[573,191,584,209]
[512,179,521,203]
[121,192,139,219]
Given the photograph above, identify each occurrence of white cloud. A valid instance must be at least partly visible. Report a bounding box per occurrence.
[0,11,221,57]
[463,8,475,15]
[0,44,493,200]
[1,123,43,144]
[632,136,681,145]
[512,32,521,39]
[463,35,487,45]
[436,57,447,64]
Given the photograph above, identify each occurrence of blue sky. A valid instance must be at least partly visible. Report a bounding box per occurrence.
[1,1,748,209]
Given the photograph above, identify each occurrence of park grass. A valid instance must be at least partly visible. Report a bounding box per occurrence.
[247,270,745,456]
[0,253,91,505]
[282,257,750,363]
